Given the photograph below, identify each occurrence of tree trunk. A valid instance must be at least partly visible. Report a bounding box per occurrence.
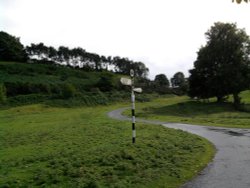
[217,96,223,103]
[233,93,241,107]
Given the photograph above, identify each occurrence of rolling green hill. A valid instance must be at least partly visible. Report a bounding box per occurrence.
[0,61,131,106]
[0,61,118,93]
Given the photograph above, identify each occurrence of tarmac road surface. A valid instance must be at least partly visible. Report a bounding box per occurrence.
[108,108,250,188]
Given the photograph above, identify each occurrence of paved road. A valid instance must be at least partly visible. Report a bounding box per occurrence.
[108,108,250,188]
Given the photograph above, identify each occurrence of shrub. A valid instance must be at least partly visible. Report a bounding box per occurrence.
[61,83,77,99]
[96,75,113,92]
[8,94,50,105]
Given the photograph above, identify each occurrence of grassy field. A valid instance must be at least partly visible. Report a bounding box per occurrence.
[0,103,214,187]
[130,91,250,128]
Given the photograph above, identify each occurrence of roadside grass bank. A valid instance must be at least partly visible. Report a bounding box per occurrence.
[128,91,250,128]
[0,103,214,187]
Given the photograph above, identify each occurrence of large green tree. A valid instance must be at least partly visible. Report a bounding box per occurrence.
[171,72,186,88]
[171,72,188,95]
[153,74,170,94]
[188,22,250,105]
[26,43,49,60]
[154,74,169,87]
[0,31,27,62]
[112,56,149,78]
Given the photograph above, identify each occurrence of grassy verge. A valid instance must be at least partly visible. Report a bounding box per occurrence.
[0,103,214,187]
[126,91,250,128]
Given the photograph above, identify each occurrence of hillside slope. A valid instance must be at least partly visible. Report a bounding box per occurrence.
[0,61,130,106]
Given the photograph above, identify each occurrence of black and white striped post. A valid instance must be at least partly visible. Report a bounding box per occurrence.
[120,70,142,144]
[130,69,136,143]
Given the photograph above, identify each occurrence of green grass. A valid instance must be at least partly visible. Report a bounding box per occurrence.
[128,91,250,128]
[0,103,214,187]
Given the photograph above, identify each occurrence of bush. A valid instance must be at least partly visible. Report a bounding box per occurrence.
[8,94,50,106]
[4,82,52,96]
[96,74,113,92]
[61,83,77,99]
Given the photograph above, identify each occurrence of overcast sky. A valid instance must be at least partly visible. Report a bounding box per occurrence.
[1,0,249,79]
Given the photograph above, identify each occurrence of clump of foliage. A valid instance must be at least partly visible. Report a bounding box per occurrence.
[95,73,114,92]
[60,83,77,99]
[0,31,27,62]
[232,0,249,4]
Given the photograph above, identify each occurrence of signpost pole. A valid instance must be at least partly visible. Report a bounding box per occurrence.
[120,70,142,144]
[130,70,136,143]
